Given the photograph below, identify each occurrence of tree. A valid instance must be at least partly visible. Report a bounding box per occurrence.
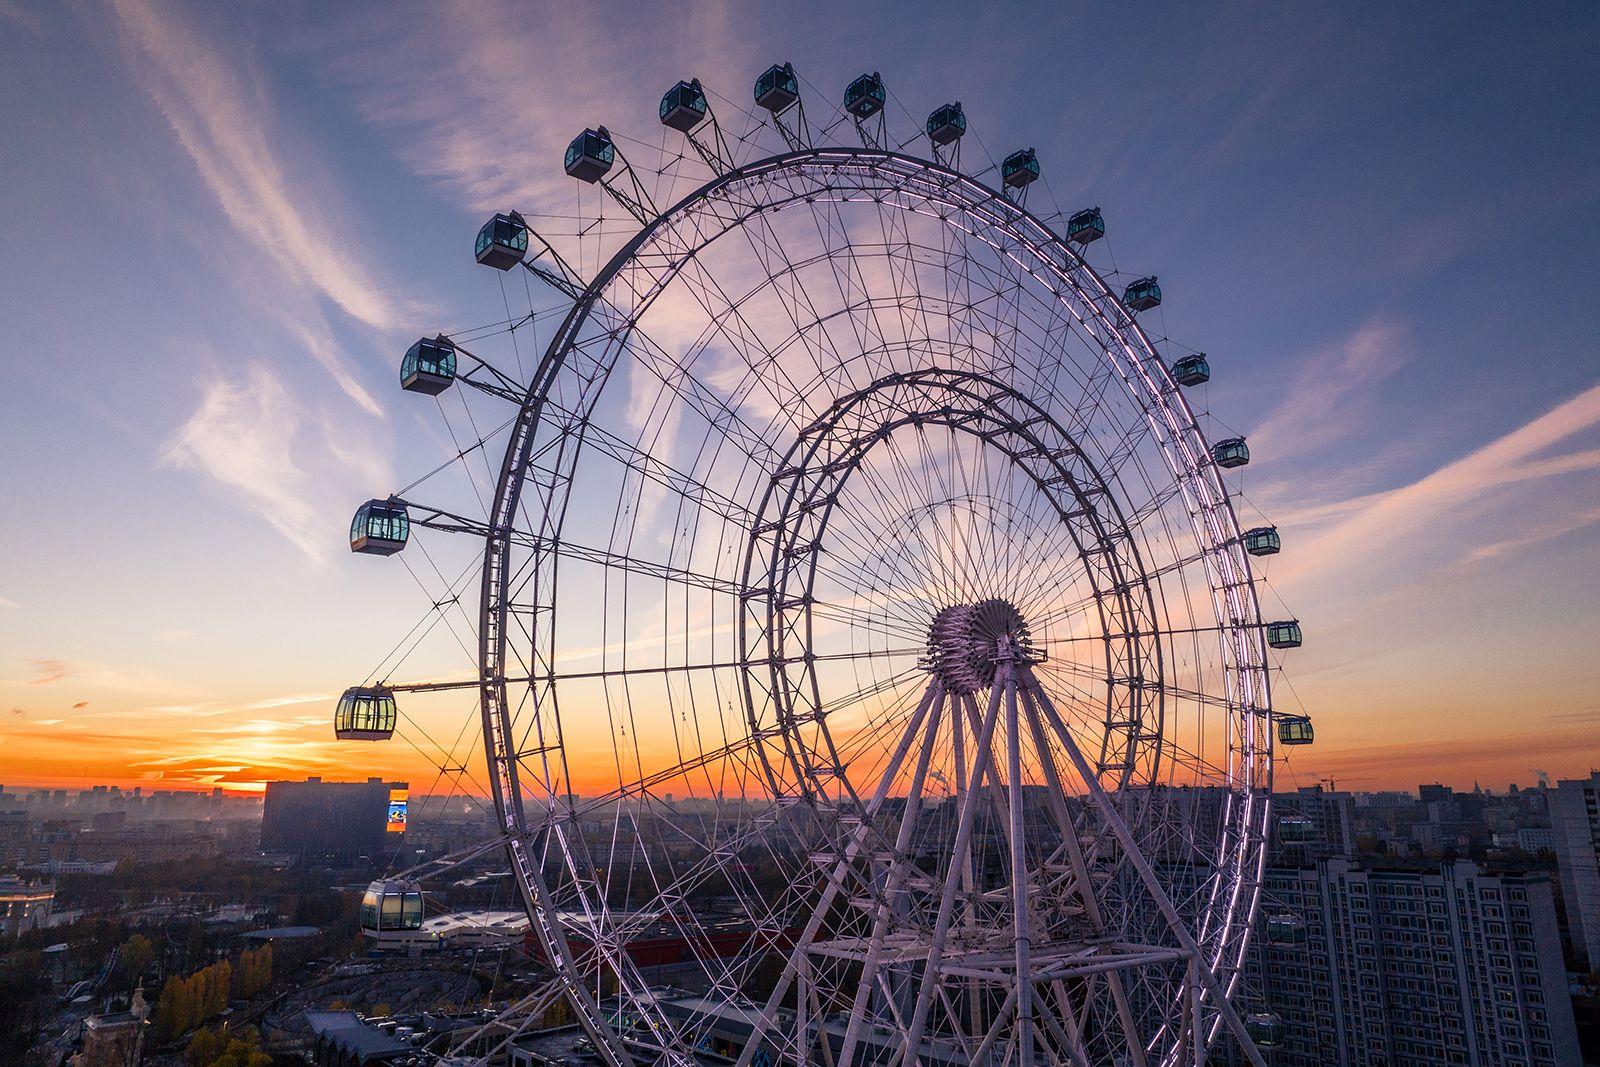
[209,1028,270,1067]
[232,944,273,999]
[207,961,231,1018]
[120,934,155,986]
[154,974,194,1042]
[186,1027,226,1067]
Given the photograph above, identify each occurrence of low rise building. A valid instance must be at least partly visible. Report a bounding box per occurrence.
[0,874,54,935]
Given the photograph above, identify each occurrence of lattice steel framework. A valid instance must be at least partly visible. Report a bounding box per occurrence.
[353,90,1297,1066]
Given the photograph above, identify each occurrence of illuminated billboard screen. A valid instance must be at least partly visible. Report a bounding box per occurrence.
[386,788,408,833]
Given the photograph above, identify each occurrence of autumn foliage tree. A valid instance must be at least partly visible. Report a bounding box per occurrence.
[153,947,270,1043]
[231,944,272,1000]
[186,1026,269,1067]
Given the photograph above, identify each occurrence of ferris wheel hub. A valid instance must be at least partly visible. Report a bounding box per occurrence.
[925,597,1038,694]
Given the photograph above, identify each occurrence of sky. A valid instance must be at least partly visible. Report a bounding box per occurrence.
[0,0,1597,797]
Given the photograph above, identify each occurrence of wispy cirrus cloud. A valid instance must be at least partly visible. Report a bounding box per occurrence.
[110,0,405,338]
[28,659,76,686]
[11,658,179,694]
[326,2,746,217]
[1278,380,1600,584]
[0,0,44,33]
[1250,314,1411,458]
[1465,503,1600,563]
[161,365,331,563]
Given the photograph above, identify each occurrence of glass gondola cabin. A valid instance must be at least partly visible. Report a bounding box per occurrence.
[1170,354,1210,387]
[1245,1013,1285,1047]
[1002,148,1039,189]
[1278,816,1317,843]
[1266,914,1308,944]
[564,128,615,183]
[1212,437,1250,469]
[474,211,528,271]
[1123,276,1162,312]
[926,102,966,146]
[1243,525,1281,556]
[660,79,708,132]
[844,72,885,119]
[360,880,425,942]
[1266,620,1303,649]
[754,63,799,113]
[400,336,456,395]
[334,686,398,741]
[350,499,409,556]
[1277,714,1314,746]
[1066,207,1105,246]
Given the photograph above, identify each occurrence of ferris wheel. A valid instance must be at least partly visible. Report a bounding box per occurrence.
[337,64,1310,1066]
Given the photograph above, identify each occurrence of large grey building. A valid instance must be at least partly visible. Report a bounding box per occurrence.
[1244,859,1580,1066]
[1551,770,1600,967]
[261,776,406,859]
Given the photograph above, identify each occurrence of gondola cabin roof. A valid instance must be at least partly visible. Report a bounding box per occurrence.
[926,102,966,146]
[334,686,398,742]
[660,79,709,133]
[1001,148,1039,189]
[474,211,528,271]
[844,72,885,119]
[351,499,409,556]
[401,336,457,396]
[754,63,799,113]
[564,128,615,183]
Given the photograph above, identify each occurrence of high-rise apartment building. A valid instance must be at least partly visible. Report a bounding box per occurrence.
[1274,785,1356,863]
[1244,859,1580,1066]
[1550,770,1600,966]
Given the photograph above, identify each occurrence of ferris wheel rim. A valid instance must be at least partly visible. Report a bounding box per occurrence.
[464,144,1276,1065]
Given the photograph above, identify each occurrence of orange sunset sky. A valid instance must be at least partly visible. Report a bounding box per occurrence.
[2,3,1598,797]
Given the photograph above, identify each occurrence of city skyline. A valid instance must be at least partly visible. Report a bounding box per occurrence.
[3,1,1599,797]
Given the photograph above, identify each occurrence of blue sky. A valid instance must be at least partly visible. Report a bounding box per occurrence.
[1,0,1597,791]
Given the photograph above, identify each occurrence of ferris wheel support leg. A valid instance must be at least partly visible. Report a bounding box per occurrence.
[795,954,810,1067]
[1017,672,1150,1067]
[890,674,1007,1067]
[949,692,983,1043]
[837,684,946,1067]
[1004,668,1036,1067]
[732,680,942,1067]
[1021,670,1267,1067]
[1190,955,1208,1067]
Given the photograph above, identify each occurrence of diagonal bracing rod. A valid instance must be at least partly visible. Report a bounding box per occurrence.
[1021,666,1267,1067]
